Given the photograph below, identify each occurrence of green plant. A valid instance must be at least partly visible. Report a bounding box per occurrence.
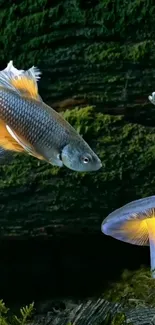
[104,267,155,307]
[0,300,34,325]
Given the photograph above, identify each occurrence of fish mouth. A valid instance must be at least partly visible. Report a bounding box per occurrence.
[94,160,102,171]
[98,160,102,169]
[82,160,102,172]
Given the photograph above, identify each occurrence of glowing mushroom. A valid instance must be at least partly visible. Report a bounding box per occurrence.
[101,196,155,278]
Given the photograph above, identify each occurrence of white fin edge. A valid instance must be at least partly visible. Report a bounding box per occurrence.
[0,61,42,96]
[6,125,34,155]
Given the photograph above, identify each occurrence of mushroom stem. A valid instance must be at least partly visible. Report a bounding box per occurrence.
[147,219,155,278]
[149,237,155,278]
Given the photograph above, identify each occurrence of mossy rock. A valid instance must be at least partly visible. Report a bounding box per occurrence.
[110,313,128,325]
[1,0,155,119]
[0,105,155,237]
[104,312,128,325]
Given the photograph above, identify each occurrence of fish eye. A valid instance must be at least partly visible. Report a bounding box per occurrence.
[81,154,92,164]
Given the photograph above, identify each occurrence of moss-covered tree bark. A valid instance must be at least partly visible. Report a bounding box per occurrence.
[1,1,155,324]
[0,0,155,122]
[0,106,155,237]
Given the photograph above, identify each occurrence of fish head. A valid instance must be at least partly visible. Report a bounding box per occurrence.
[61,140,102,172]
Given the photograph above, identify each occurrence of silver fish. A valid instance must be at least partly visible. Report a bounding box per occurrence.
[0,61,102,172]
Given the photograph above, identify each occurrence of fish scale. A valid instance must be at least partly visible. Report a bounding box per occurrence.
[0,89,69,149]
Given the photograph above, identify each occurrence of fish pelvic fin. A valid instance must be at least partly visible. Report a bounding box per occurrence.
[0,61,42,101]
[0,119,25,153]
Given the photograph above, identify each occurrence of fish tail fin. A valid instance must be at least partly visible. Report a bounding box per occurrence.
[0,61,42,100]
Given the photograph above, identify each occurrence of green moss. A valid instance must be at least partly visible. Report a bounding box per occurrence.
[110,313,128,325]
[104,268,155,308]
[103,312,130,325]
[125,40,155,63]
[0,0,155,109]
[0,105,155,236]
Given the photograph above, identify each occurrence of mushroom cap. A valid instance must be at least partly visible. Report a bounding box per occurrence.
[101,196,155,246]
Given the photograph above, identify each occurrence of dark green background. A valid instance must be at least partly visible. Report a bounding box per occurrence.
[0,0,155,237]
[0,2,154,319]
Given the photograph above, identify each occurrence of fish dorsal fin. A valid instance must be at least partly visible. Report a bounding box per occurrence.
[4,60,24,75]
[0,61,42,100]
[11,75,41,100]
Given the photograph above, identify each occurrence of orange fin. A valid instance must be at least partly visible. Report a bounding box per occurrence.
[6,124,44,160]
[0,61,42,101]
[10,75,41,100]
[0,120,25,153]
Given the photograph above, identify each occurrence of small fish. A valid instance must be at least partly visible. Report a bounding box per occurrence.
[0,61,102,172]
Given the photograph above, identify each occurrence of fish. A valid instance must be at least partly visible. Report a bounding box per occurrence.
[0,61,102,172]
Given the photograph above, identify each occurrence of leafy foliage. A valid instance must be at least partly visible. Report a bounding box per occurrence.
[104,267,155,307]
[0,300,34,325]
[0,300,129,325]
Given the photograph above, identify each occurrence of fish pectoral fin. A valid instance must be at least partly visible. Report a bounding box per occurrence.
[49,156,63,167]
[6,125,44,160]
[0,61,42,101]
[0,119,25,153]
[36,147,63,167]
